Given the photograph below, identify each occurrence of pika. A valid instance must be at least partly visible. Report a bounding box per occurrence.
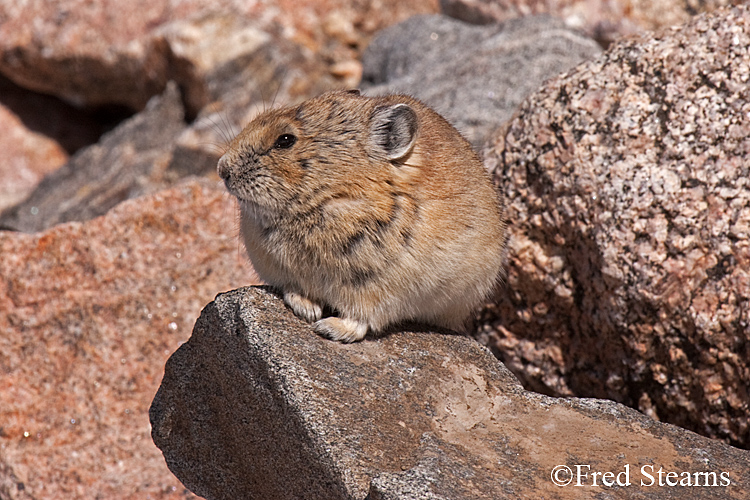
[217,90,506,342]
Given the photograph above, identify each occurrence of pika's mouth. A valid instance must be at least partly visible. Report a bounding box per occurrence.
[217,153,252,200]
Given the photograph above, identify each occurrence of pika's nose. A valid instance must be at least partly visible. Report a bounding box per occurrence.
[217,154,231,180]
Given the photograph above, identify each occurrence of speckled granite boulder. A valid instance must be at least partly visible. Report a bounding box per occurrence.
[480,5,750,447]
[150,286,750,500]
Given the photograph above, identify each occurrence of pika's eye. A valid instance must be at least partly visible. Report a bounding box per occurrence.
[274,134,297,149]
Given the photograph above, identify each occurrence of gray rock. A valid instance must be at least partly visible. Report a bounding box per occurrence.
[480,5,750,447]
[150,287,750,500]
[438,0,737,46]
[0,82,185,233]
[360,14,601,146]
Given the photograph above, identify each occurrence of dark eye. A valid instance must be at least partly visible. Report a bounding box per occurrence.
[274,134,297,149]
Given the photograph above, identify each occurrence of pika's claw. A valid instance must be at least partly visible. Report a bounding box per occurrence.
[284,291,322,322]
[314,317,368,343]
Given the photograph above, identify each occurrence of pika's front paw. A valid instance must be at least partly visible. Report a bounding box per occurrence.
[314,317,368,343]
[284,291,323,322]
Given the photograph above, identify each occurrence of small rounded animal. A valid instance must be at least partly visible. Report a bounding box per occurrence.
[217,89,506,342]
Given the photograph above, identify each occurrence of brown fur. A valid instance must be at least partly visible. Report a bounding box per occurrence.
[218,90,506,342]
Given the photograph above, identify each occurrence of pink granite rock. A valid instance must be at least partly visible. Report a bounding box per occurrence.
[481,5,750,447]
[0,102,67,213]
[0,0,173,109]
[0,180,258,498]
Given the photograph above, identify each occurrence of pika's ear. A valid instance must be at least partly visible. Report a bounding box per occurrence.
[370,104,419,160]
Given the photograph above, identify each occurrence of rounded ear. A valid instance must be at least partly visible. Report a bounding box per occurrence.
[370,103,419,160]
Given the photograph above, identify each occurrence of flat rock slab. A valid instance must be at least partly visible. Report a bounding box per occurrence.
[150,287,750,499]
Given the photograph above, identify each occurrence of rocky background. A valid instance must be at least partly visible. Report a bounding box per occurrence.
[1,0,748,498]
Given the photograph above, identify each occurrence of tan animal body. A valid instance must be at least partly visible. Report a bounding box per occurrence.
[217,90,506,342]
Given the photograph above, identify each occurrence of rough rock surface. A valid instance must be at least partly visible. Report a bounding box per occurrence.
[0,0,437,112]
[155,13,344,119]
[0,82,185,233]
[0,0,179,110]
[440,0,744,46]
[0,180,258,499]
[150,286,750,500]
[0,73,120,213]
[480,5,750,448]
[0,101,68,213]
[0,1,438,213]
[0,0,269,110]
[361,14,601,146]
